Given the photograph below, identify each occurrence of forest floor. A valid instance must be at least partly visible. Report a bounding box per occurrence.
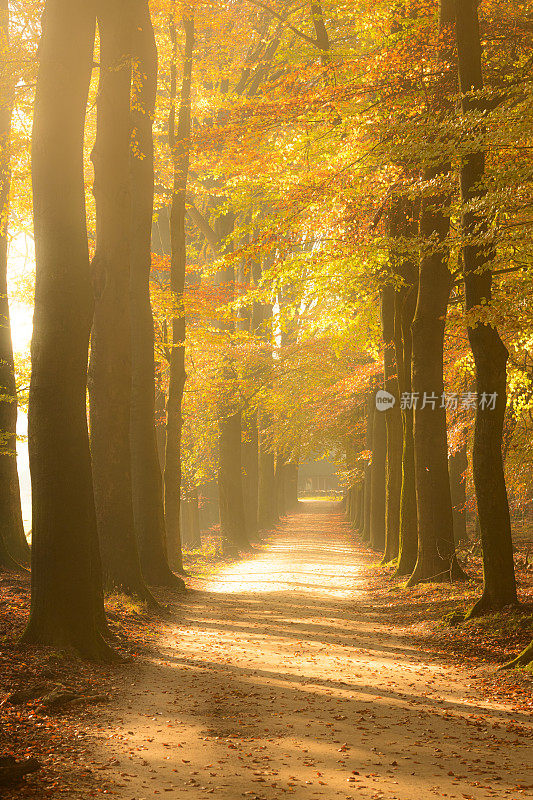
[1,500,532,800]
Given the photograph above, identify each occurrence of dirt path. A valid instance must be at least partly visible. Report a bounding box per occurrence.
[94,501,532,800]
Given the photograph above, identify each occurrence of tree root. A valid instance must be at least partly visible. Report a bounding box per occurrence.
[465,595,521,621]
[0,756,41,787]
[500,640,533,672]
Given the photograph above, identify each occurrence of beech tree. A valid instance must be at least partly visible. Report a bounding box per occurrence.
[21,0,112,659]
[164,10,194,573]
[454,0,517,615]
[0,0,28,569]
[409,0,465,586]
[130,0,183,589]
[89,0,157,603]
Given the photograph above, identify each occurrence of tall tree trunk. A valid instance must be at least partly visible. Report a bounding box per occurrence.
[503,639,533,671]
[382,285,402,563]
[370,391,386,552]
[449,443,468,544]
[285,461,299,511]
[164,12,194,573]
[130,0,183,589]
[362,391,374,543]
[89,0,156,603]
[395,237,418,575]
[258,422,277,530]
[219,409,249,552]
[22,0,113,659]
[0,0,28,568]
[455,0,517,614]
[242,412,259,538]
[356,481,365,530]
[188,489,201,549]
[214,207,250,552]
[408,0,464,585]
[275,451,286,517]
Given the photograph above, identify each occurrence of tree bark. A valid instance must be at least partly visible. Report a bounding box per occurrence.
[219,410,249,552]
[130,0,183,589]
[382,285,402,563]
[22,0,113,659]
[89,0,157,603]
[258,423,277,529]
[408,0,465,585]
[242,412,259,538]
[455,0,517,614]
[449,443,468,544]
[370,391,386,552]
[188,489,202,549]
[362,391,374,543]
[275,452,287,518]
[502,639,533,671]
[285,461,299,511]
[0,0,28,569]
[164,13,194,573]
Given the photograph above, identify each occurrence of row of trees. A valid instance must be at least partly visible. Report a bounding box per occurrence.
[0,0,531,668]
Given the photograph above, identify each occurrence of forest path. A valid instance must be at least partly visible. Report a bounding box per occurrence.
[96,501,532,800]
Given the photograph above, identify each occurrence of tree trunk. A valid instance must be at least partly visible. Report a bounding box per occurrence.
[89,0,156,603]
[0,0,28,569]
[362,462,371,542]
[129,0,183,589]
[357,481,365,530]
[408,0,464,585]
[449,443,468,544]
[395,251,418,575]
[503,639,533,671]
[285,461,299,511]
[219,410,249,552]
[382,285,402,563]
[213,209,250,552]
[455,0,517,614]
[188,490,201,549]
[275,452,287,518]
[370,392,386,552]
[258,428,276,530]
[361,390,374,543]
[22,0,113,659]
[164,12,194,573]
[242,412,259,538]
